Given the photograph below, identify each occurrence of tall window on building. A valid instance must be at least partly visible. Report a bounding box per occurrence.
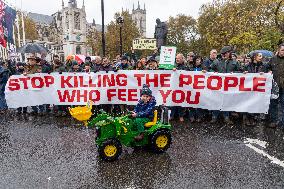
[76,45,81,54]
[74,12,81,30]
[66,12,69,29]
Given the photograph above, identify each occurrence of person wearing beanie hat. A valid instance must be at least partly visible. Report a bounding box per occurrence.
[131,84,157,141]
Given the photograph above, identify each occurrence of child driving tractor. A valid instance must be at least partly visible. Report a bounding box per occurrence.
[131,84,157,141]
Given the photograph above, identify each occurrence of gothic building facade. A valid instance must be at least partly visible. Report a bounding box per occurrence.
[27,0,95,60]
[131,1,146,37]
[27,0,147,60]
[60,0,87,57]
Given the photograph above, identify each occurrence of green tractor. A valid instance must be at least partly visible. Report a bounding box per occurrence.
[69,102,172,161]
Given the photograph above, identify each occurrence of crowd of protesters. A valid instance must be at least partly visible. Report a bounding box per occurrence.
[0,44,284,129]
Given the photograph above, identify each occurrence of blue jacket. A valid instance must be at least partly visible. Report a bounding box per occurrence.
[203,58,215,69]
[134,96,156,118]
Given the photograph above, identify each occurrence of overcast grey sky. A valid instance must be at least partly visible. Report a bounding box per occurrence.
[11,0,211,37]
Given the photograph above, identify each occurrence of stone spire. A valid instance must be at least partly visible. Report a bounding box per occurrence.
[82,0,85,9]
[144,3,146,10]
[133,3,134,11]
[68,0,77,8]
[138,1,140,9]
[62,0,64,8]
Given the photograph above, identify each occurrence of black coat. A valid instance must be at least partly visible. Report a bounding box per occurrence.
[210,59,240,73]
[0,66,10,95]
[101,64,114,72]
[93,64,103,72]
[268,55,284,88]
[244,62,268,73]
[176,63,188,70]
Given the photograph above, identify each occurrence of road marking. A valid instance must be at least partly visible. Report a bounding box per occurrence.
[244,138,284,168]
[244,138,267,148]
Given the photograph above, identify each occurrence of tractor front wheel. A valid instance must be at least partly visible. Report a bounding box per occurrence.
[150,130,172,153]
[98,139,122,161]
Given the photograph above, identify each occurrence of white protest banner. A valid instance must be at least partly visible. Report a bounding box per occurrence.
[132,38,157,50]
[159,46,177,70]
[5,70,273,114]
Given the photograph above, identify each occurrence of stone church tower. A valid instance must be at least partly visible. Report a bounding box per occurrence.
[131,1,146,37]
[61,0,87,57]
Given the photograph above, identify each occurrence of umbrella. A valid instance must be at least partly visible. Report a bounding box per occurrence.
[17,43,49,54]
[249,50,274,57]
[66,54,86,64]
[74,55,86,64]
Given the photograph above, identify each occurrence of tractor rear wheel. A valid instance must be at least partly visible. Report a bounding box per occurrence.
[98,139,122,161]
[150,130,172,153]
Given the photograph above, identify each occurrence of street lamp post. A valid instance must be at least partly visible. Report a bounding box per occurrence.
[101,0,106,57]
[116,16,124,56]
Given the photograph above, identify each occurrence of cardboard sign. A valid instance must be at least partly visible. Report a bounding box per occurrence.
[133,38,157,50]
[159,46,177,70]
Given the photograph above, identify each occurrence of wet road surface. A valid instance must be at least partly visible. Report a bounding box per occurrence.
[0,112,284,189]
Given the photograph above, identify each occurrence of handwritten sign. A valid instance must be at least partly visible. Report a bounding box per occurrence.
[159,46,177,69]
[133,38,157,50]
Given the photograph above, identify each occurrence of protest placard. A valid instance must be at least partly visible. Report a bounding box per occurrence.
[132,38,157,50]
[159,46,177,70]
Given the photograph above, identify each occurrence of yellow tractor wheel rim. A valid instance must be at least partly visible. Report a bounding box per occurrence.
[156,135,168,148]
[104,145,117,157]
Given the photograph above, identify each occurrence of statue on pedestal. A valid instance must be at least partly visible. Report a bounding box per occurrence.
[154,18,168,50]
